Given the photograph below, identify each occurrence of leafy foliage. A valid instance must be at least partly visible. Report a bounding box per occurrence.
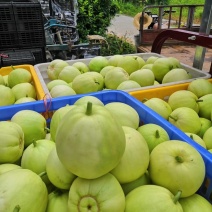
[146,0,170,5]
[100,33,136,56]
[76,0,119,42]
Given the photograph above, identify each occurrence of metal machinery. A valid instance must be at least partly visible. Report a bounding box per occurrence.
[0,0,47,66]
[0,0,103,66]
[39,0,103,61]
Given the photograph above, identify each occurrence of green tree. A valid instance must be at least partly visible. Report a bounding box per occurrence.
[76,0,119,42]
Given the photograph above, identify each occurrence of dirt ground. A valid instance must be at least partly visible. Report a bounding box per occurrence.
[107,14,212,73]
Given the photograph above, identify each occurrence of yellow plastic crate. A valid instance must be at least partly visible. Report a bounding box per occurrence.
[129,78,212,102]
[0,64,46,100]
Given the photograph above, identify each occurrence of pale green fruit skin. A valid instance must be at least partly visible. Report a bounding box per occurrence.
[133,56,146,69]
[0,121,24,163]
[74,96,104,106]
[145,56,159,64]
[3,75,8,86]
[211,108,212,121]
[168,107,201,134]
[0,168,48,212]
[68,173,125,212]
[11,82,36,100]
[0,75,5,85]
[151,58,173,83]
[129,69,155,87]
[99,65,115,78]
[168,90,199,113]
[197,117,212,138]
[208,149,212,153]
[162,68,191,84]
[110,126,150,184]
[185,132,206,149]
[55,103,126,179]
[105,102,140,129]
[149,140,205,198]
[50,105,76,142]
[141,63,153,70]
[137,123,170,152]
[68,82,72,87]
[88,56,109,72]
[154,80,160,85]
[187,79,212,98]
[117,80,141,90]
[108,54,124,66]
[121,171,151,196]
[117,55,140,75]
[8,68,32,88]
[203,127,212,149]
[82,72,104,90]
[47,190,69,212]
[46,147,76,190]
[21,139,55,175]
[0,85,15,106]
[14,97,36,104]
[72,72,103,94]
[104,67,129,89]
[47,59,69,80]
[167,57,181,68]
[72,61,89,73]
[50,84,76,98]
[144,98,172,120]
[125,185,183,212]
[0,164,22,175]
[198,94,212,120]
[11,110,47,147]
[58,66,81,83]
[179,193,212,212]
[47,79,69,92]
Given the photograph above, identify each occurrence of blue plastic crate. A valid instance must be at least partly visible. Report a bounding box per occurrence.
[0,90,211,202]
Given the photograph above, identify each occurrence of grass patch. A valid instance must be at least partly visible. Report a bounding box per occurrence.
[101,33,137,56]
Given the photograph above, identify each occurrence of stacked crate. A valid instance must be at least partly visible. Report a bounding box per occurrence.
[0,0,46,67]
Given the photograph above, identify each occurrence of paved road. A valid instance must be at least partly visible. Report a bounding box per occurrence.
[107,14,139,44]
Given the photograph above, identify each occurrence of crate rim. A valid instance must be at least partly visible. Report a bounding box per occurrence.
[33,53,211,97]
[0,89,211,160]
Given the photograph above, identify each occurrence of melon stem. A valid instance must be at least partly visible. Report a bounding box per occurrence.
[86,102,92,115]
[53,188,63,196]
[196,99,203,103]
[169,115,177,121]
[11,65,15,70]
[45,127,50,133]
[13,205,21,212]
[94,80,100,85]
[33,140,37,147]
[175,155,184,163]
[142,98,149,103]
[155,130,160,138]
[39,171,47,178]
[173,190,182,204]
